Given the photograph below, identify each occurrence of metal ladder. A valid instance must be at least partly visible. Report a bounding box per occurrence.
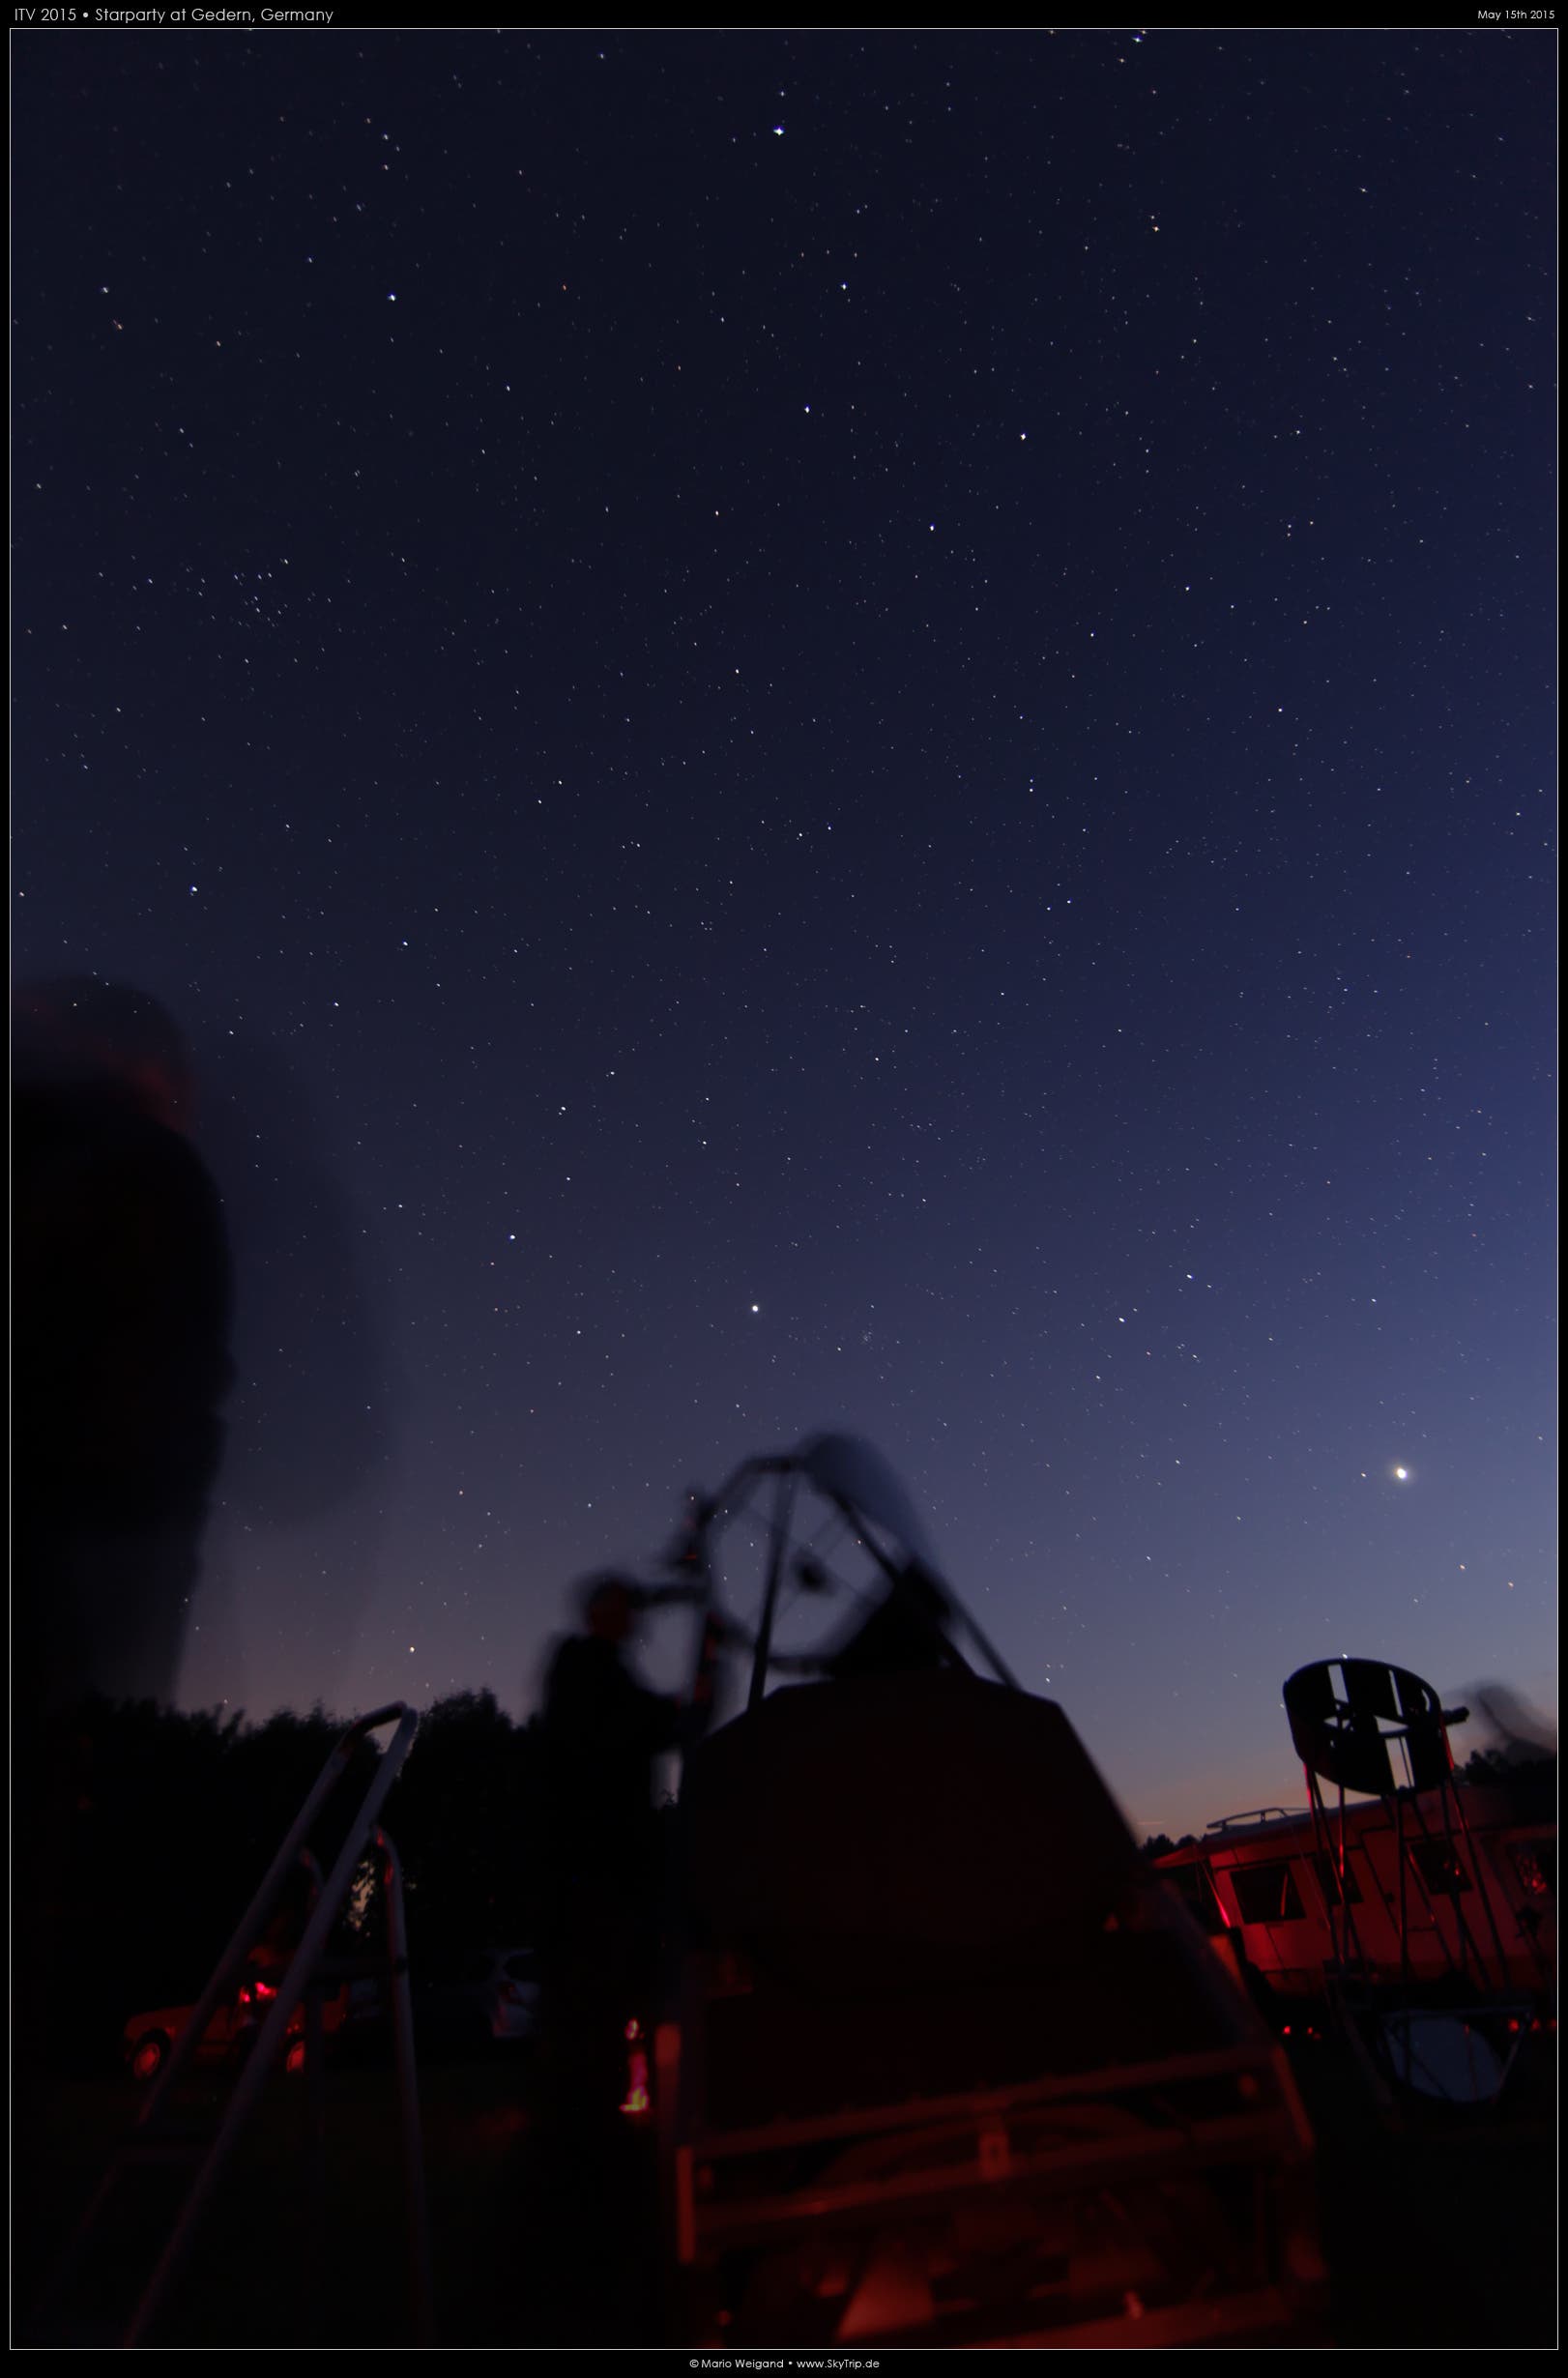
[28,1702,434,2345]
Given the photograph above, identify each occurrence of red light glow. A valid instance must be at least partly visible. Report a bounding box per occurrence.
[620,2048,651,2118]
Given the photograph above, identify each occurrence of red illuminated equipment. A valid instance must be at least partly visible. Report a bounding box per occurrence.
[621,2019,653,2120]
[1154,1660,1555,2119]
[649,1436,1327,2349]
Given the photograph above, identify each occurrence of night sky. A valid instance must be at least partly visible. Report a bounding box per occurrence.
[13,28,1555,1838]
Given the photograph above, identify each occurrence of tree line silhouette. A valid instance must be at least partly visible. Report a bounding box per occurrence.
[37,1690,546,2068]
[37,1688,1554,2072]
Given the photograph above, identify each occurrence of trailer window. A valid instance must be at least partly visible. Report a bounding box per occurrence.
[1407,1839,1472,1897]
[1230,1861,1305,1925]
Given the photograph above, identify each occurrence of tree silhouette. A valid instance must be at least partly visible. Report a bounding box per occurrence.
[47,1696,384,2062]
[1140,1832,1197,1860]
[380,1691,543,1966]
[1459,1745,1555,1821]
[39,1687,563,2067]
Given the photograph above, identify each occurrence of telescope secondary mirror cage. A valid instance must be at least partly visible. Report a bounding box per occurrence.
[669,1436,1021,1715]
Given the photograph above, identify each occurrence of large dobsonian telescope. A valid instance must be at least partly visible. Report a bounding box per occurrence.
[640,1431,1326,2350]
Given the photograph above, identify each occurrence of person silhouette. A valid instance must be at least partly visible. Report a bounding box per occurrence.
[527,1573,707,2322]
[537,1576,701,2038]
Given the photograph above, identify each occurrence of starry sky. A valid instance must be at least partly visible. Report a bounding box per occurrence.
[13,28,1555,1838]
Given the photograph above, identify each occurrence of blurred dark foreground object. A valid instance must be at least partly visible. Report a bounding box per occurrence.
[12,977,234,1714]
[13,979,235,2273]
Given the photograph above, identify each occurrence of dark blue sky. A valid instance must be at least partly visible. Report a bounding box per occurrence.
[14,28,1555,1834]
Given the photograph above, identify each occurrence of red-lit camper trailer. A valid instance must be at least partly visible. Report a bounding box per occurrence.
[1154,1789,1555,2005]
